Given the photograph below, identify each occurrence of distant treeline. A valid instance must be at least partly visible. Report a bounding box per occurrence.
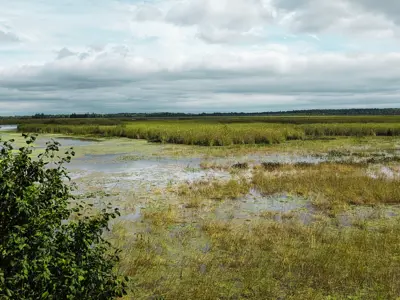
[1,108,400,120]
[2,109,400,127]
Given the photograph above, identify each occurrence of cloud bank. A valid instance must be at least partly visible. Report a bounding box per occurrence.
[1,0,400,115]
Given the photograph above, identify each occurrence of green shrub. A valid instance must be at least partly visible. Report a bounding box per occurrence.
[0,135,127,299]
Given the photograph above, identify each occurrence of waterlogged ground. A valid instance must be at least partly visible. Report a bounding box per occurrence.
[2,130,400,219]
[65,140,335,221]
[3,130,400,298]
[0,124,18,131]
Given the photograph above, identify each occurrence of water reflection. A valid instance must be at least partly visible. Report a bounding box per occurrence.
[0,125,18,131]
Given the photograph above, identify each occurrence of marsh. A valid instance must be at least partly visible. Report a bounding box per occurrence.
[2,119,400,299]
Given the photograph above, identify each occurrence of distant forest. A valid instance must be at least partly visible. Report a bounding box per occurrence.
[1,108,400,119]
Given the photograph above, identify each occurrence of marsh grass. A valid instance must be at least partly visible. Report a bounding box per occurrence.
[199,161,229,170]
[178,179,251,201]
[302,123,400,137]
[18,121,400,150]
[365,156,400,164]
[253,163,400,211]
[112,213,400,299]
[116,154,145,161]
[141,203,180,227]
[19,122,305,146]
[97,143,400,299]
[110,161,397,298]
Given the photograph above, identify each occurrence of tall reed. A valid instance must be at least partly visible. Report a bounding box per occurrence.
[18,123,305,146]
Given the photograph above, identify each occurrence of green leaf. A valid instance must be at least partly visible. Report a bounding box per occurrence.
[42,291,49,298]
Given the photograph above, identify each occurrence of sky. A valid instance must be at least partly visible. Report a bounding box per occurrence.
[1,0,400,115]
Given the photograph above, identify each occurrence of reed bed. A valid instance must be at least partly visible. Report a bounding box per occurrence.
[302,123,400,137]
[18,120,400,147]
[18,123,305,146]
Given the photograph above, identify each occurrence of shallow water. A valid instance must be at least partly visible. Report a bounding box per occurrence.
[368,166,400,179]
[199,153,327,171]
[35,137,99,148]
[337,206,400,226]
[49,135,400,226]
[215,189,310,220]
[250,153,325,164]
[70,154,201,175]
[119,205,143,221]
[0,125,18,131]
[69,154,231,190]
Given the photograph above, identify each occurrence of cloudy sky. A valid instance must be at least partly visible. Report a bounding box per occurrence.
[1,0,400,115]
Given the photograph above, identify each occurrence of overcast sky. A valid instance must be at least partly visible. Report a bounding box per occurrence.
[1,0,400,115]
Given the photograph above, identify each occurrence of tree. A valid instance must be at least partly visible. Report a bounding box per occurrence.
[0,134,127,299]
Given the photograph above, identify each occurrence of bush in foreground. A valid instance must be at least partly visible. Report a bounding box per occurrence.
[0,135,127,299]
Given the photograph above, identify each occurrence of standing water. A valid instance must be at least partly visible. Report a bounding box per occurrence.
[0,125,18,131]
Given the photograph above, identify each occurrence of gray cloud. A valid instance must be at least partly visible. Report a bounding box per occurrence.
[57,47,76,59]
[1,50,400,114]
[274,0,399,36]
[0,30,20,44]
[352,0,400,24]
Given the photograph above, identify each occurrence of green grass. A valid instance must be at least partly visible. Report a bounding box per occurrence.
[18,122,305,146]
[178,178,251,201]
[302,123,400,137]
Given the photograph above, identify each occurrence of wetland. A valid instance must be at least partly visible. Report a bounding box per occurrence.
[1,118,400,299]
